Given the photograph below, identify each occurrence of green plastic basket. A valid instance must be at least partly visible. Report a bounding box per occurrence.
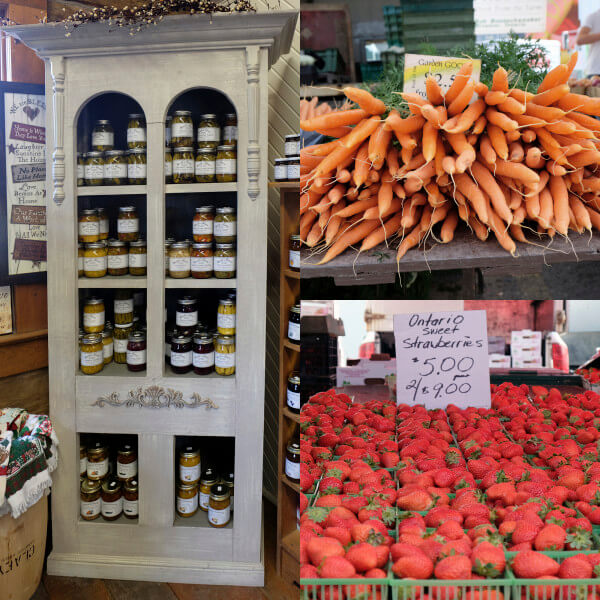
[301,579,390,600]
[360,62,384,83]
[314,48,346,74]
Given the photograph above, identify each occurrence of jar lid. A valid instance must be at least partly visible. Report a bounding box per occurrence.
[210,483,230,501]
[291,304,301,314]
[88,440,107,453]
[124,478,138,493]
[128,113,145,119]
[290,234,301,241]
[288,155,300,161]
[95,120,111,125]
[217,335,235,345]
[108,240,127,248]
[287,440,300,455]
[81,478,101,494]
[170,241,189,250]
[174,146,194,152]
[96,207,107,215]
[196,148,216,155]
[178,297,197,305]
[118,443,136,455]
[82,333,102,345]
[101,478,121,494]
[192,243,212,250]
[219,299,234,306]
[128,331,145,342]
[222,472,234,485]
[200,113,218,120]
[87,151,104,158]
[105,150,125,157]
[166,115,173,122]
[129,148,146,155]
[80,209,98,216]
[85,241,106,250]
[200,475,218,486]
[217,145,236,151]
[114,323,133,329]
[216,207,235,214]
[181,446,200,458]
[119,206,136,212]
[85,297,104,305]
[173,110,192,117]
[195,206,215,214]
[275,158,288,164]
[225,113,237,119]
[178,482,197,491]
[130,240,147,248]
[173,333,192,344]
[215,243,235,250]
[285,134,300,140]
[194,332,213,344]
[288,372,300,385]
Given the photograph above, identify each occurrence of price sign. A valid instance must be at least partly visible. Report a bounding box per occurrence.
[393,310,491,409]
[403,54,481,100]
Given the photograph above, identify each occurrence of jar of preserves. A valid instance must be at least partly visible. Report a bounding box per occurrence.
[114,291,134,324]
[107,240,128,276]
[87,441,109,480]
[208,483,231,528]
[117,443,137,481]
[79,209,100,243]
[83,297,105,333]
[274,158,288,181]
[80,444,87,476]
[117,206,139,242]
[113,323,133,363]
[214,244,236,279]
[193,333,214,375]
[77,152,85,186]
[92,119,114,151]
[215,335,235,376]
[103,150,128,185]
[127,331,146,372]
[101,478,123,521]
[191,243,213,279]
[172,146,195,184]
[127,113,146,149]
[80,333,104,374]
[288,304,300,342]
[179,446,201,484]
[217,298,236,335]
[222,472,234,512]
[85,151,104,186]
[129,240,147,276]
[287,372,300,413]
[171,110,193,147]
[171,334,193,375]
[222,113,237,145]
[168,242,191,278]
[165,148,173,184]
[96,207,109,240]
[176,482,198,518]
[102,326,114,365]
[285,134,301,157]
[123,478,138,519]
[176,296,197,328]
[197,113,220,149]
[214,207,236,243]
[81,479,102,521]
[216,145,237,183]
[199,469,218,511]
[127,149,147,184]
[285,440,301,482]
[289,234,301,270]
[83,242,108,278]
[195,148,216,183]
[165,115,172,148]
[193,206,214,243]
[78,243,84,277]
[287,155,300,182]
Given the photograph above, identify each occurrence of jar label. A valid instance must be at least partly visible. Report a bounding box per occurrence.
[193,351,214,368]
[103,341,114,360]
[216,158,237,176]
[99,218,109,235]
[127,349,146,366]
[80,456,87,475]
[288,321,300,341]
[214,220,236,237]
[92,131,114,147]
[108,254,129,270]
[101,497,123,518]
[87,457,108,479]
[171,350,192,367]
[287,389,300,410]
[84,163,104,181]
[114,338,128,353]
[191,256,213,272]
[127,127,146,143]
[83,310,105,328]
[285,458,300,481]
[173,159,195,175]
[223,125,237,142]
[274,164,287,180]
[79,221,100,236]
[197,127,220,142]
[195,160,216,176]
[199,491,210,511]
[172,122,193,139]
[77,164,85,180]
[177,495,198,515]
[81,349,104,366]
[215,352,235,368]
[288,164,300,180]
[285,140,300,156]
[209,505,231,526]
[193,220,213,236]
[114,298,134,314]
[117,218,139,234]
[104,162,127,179]
[214,256,236,272]
[165,160,173,176]
[117,459,137,480]
[289,250,300,269]
[217,313,236,330]
[180,463,201,483]
[128,162,147,180]
[169,256,191,273]
[123,498,138,517]
[129,252,147,268]
[81,498,101,519]
[176,310,198,327]
[83,256,107,273]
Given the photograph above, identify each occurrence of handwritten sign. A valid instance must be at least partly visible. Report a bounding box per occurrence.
[474,0,546,35]
[10,205,46,226]
[403,54,481,100]
[393,310,491,409]
[0,287,12,335]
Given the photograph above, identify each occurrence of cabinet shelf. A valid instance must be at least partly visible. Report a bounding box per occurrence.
[79,514,138,526]
[76,361,147,380]
[174,511,234,530]
[77,185,147,196]
[282,475,300,494]
[283,407,300,424]
[284,269,300,280]
[165,277,236,289]
[166,183,237,194]
[281,529,300,561]
[78,276,147,288]
[283,339,300,353]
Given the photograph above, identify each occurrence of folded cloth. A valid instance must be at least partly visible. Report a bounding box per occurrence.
[0,408,58,518]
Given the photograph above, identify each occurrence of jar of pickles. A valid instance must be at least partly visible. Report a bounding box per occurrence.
[216,145,237,183]
[165,148,173,184]
[288,304,300,342]
[289,234,301,270]
[215,335,235,376]
[173,146,195,183]
[107,240,128,276]
[85,152,104,186]
[214,207,236,243]
[117,443,137,481]
[179,446,201,485]
[168,242,191,278]
[171,334,193,374]
[127,331,146,372]
[79,209,100,243]
[117,206,139,242]
[101,478,123,521]
[127,113,146,149]
[114,323,133,363]
[208,483,231,528]
[176,482,198,518]
[80,479,102,521]
[83,297,105,333]
[77,152,85,186]
[193,206,214,242]
[191,243,213,279]
[78,243,84,276]
[197,114,220,149]
[287,372,300,413]
[123,478,138,519]
[102,326,114,365]
[171,110,193,147]
[114,291,134,324]
[195,148,216,183]
[80,333,104,375]
[217,298,236,335]
[222,113,237,145]
[104,150,128,185]
[83,242,108,278]
[193,333,214,376]
[87,441,109,480]
[129,240,147,276]
[214,244,236,279]
[97,208,109,240]
[92,120,114,151]
[127,149,147,184]
[199,469,218,511]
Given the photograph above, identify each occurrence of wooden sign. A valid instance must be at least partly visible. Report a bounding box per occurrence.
[10,205,46,226]
[0,287,12,335]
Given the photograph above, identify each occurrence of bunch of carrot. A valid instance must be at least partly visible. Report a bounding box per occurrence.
[300,53,600,265]
[300,97,353,121]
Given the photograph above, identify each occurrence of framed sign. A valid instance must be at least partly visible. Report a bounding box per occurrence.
[0,82,47,285]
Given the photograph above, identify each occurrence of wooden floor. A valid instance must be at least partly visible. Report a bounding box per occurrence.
[31,502,296,600]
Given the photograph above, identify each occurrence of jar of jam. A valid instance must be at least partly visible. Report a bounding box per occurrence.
[78,243,84,276]
[199,469,218,511]
[127,149,147,184]
[113,323,133,363]
[288,304,300,342]
[191,243,213,279]
[197,114,220,149]
[179,446,201,484]
[217,298,236,335]
[176,297,198,329]
[215,335,235,376]
[216,145,237,183]
[127,113,146,149]
[173,146,195,184]
[123,478,138,519]
[81,333,104,375]
[80,478,102,521]
[83,242,107,278]
[285,440,301,482]
[114,291,134,324]
[214,207,236,243]
[287,372,300,413]
[287,156,300,182]
[83,297,105,333]
[85,151,104,186]
[129,240,147,276]
[87,441,109,480]
[77,152,85,186]
[104,150,128,185]
[193,333,214,376]
[102,326,114,365]
[176,482,198,518]
[214,244,236,279]
[222,113,237,145]
[274,158,288,182]
[168,242,191,278]
[289,234,301,270]
[195,148,216,183]
[164,148,173,184]
[106,240,127,276]
[222,472,234,512]
[117,206,139,242]
[92,119,114,151]
[171,110,194,147]
[79,209,100,243]
[208,483,231,528]
[117,443,137,481]
[165,115,172,148]
[171,334,193,374]
[80,444,87,476]
[101,478,123,521]
[127,331,146,372]
[96,207,109,240]
[193,206,214,242]
[285,134,301,157]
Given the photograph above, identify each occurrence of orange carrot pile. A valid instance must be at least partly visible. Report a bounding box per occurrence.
[300,53,600,265]
[300,97,353,122]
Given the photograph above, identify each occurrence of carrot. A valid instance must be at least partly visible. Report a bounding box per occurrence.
[430,201,451,226]
[492,67,509,93]
[400,92,428,116]
[368,123,392,170]
[488,206,517,255]
[336,169,351,183]
[505,129,520,143]
[570,194,592,233]
[305,218,324,247]
[445,99,486,133]
[342,87,386,115]
[421,104,447,128]
[565,51,579,78]
[468,215,489,241]
[568,149,600,169]
[325,200,347,245]
[531,84,570,107]
[509,224,527,243]
[327,183,346,205]
[448,81,475,116]
[300,211,317,241]
[318,220,380,264]
[386,112,427,136]
[470,161,512,224]
[360,213,403,251]
[472,115,487,135]
[485,108,518,131]
[401,194,427,228]
[426,76,444,105]
[508,141,524,163]
[538,64,569,93]
[521,129,536,143]
[440,209,460,243]
[424,182,446,208]
[393,182,406,199]
[445,62,473,104]
[312,143,358,180]
[387,146,400,177]
[480,135,497,164]
[335,197,378,218]
[585,206,600,231]
[525,192,540,221]
[488,158,540,185]
[525,103,565,122]
[397,205,433,261]
[509,89,534,104]
[364,196,402,220]
[538,187,554,229]
[485,90,508,106]
[475,81,489,97]
[341,116,382,149]
[422,121,438,163]
[442,156,456,175]
[549,174,569,236]
[558,93,600,117]
[301,109,369,132]
[352,142,371,188]
[497,97,526,115]
[454,173,489,224]
[315,126,353,138]
[487,124,509,160]
[378,170,394,217]
[434,137,446,178]
[567,111,600,134]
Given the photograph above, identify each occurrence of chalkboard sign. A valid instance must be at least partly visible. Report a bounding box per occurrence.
[0,82,47,285]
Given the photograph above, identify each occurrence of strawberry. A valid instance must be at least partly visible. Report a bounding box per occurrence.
[392,554,434,579]
[565,527,594,551]
[534,524,567,551]
[471,541,506,578]
[511,520,541,545]
[326,506,359,530]
[434,554,472,579]
[512,551,560,578]
[320,476,343,495]
[323,526,352,546]
[390,542,427,563]
[396,489,433,511]
[345,542,379,573]
[307,536,345,567]
[559,555,593,579]
[320,555,356,579]
[300,564,318,579]
[436,520,465,541]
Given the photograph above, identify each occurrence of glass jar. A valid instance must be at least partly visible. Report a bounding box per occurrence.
[176,296,197,329]
[222,472,234,513]
[193,333,214,376]
[114,291,134,324]
[87,441,109,480]
[84,151,104,186]
[117,206,139,242]
[96,207,109,240]
[81,478,102,521]
[216,145,237,183]
[127,149,147,184]
[288,304,300,342]
[208,483,231,528]
[287,372,300,413]
[215,335,235,376]
[83,297,105,333]
[199,469,218,511]
[214,207,236,243]
[80,333,104,375]
[214,244,236,279]
[127,113,146,149]
[193,206,215,243]
[171,110,194,147]
[285,440,301,482]
[195,148,216,183]
[79,209,100,243]
[223,113,237,145]
[168,242,191,278]
[289,234,301,271]
[123,478,138,519]
[92,119,114,151]
[78,243,84,277]
[165,326,176,365]
[173,146,195,184]
[83,242,107,278]
[165,239,174,276]
[165,115,172,148]
[102,327,114,365]
[176,482,198,518]
[117,443,137,481]
[285,134,301,157]
[102,150,127,185]
[191,243,213,279]
[287,155,300,182]
[113,323,133,363]
[171,334,193,375]
[197,113,220,149]
[165,148,173,184]
[80,444,87,476]
[217,298,236,335]
[101,478,123,521]
[127,331,146,372]
[179,446,201,485]
[129,240,147,276]
[274,158,288,182]
[77,152,85,186]
[107,240,128,276]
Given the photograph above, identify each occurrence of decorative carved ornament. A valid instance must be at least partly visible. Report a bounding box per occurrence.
[92,385,219,409]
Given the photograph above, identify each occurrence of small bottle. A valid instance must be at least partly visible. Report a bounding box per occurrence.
[116,442,138,481]
[80,479,102,521]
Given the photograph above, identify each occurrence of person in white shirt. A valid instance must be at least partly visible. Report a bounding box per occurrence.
[577,8,600,76]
